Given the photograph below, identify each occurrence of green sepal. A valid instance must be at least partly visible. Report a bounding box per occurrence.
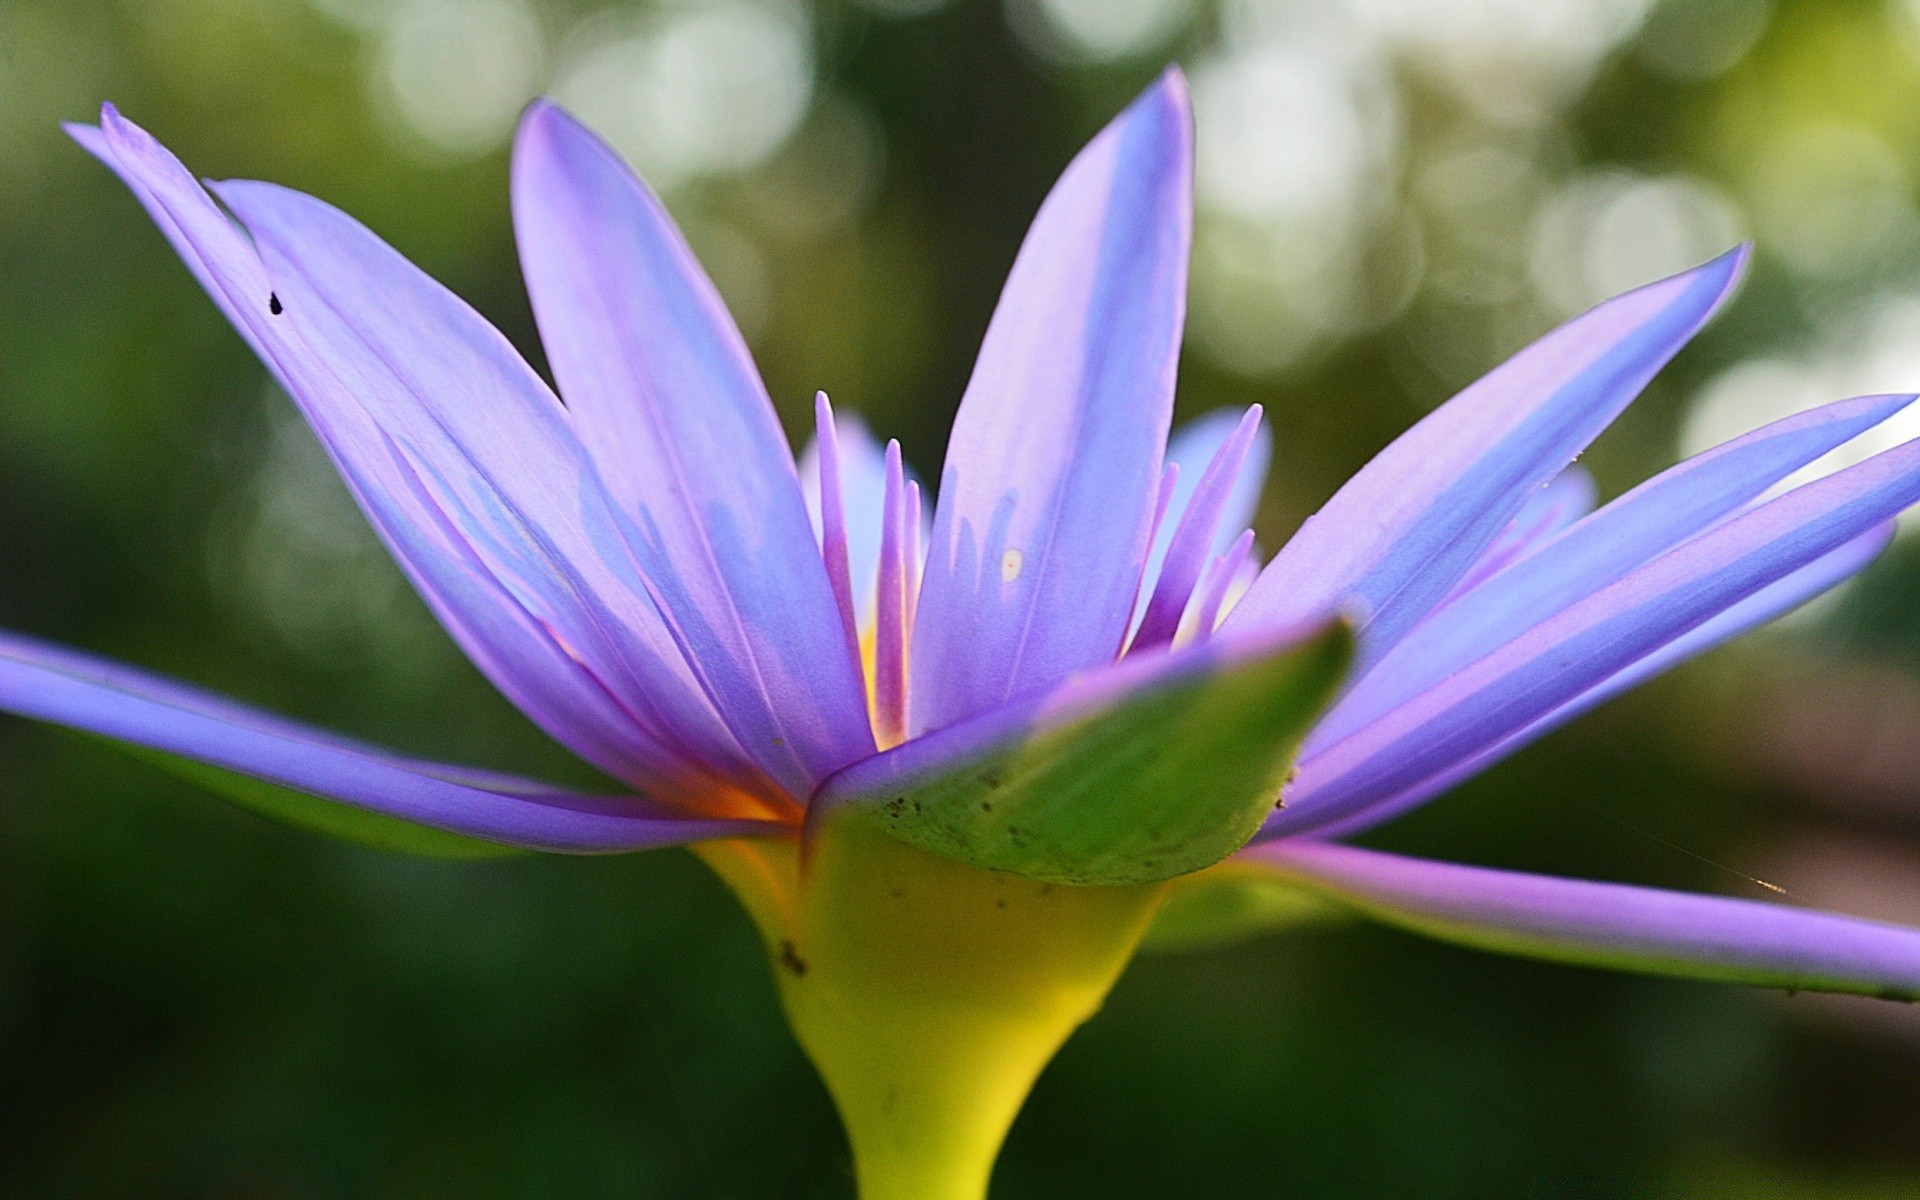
[1140,858,1348,952]
[818,621,1354,886]
[99,735,522,859]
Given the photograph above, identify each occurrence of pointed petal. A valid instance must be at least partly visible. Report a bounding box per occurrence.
[73,111,745,800]
[1134,407,1274,629]
[809,394,862,656]
[214,175,778,796]
[798,408,915,631]
[1278,433,1920,835]
[1226,249,1748,661]
[1292,524,1891,840]
[511,100,872,796]
[1187,529,1259,642]
[1313,393,1916,751]
[911,70,1194,733]
[1134,407,1265,651]
[0,631,776,853]
[1246,841,1920,1000]
[905,479,925,628]
[812,618,1351,885]
[1440,466,1596,605]
[873,441,912,747]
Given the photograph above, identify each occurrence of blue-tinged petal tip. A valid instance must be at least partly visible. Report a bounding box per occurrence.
[1131,64,1192,142]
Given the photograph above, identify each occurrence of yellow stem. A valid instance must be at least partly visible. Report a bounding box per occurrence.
[698,821,1165,1200]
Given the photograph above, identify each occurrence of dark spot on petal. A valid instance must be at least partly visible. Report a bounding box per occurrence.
[778,940,808,976]
[268,292,283,315]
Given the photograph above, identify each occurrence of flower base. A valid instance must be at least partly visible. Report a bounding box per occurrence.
[699,819,1166,1200]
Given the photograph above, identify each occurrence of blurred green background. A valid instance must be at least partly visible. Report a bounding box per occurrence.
[5,0,1920,1194]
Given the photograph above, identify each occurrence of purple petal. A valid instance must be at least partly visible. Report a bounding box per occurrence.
[1294,524,1892,841]
[910,70,1194,734]
[1246,840,1920,1000]
[1225,249,1748,661]
[798,406,918,631]
[874,441,912,747]
[1276,433,1920,835]
[210,174,778,796]
[1133,407,1274,630]
[1440,466,1596,605]
[808,393,862,657]
[73,111,749,803]
[1189,529,1259,641]
[1133,407,1265,652]
[511,101,872,797]
[1312,393,1916,752]
[905,479,925,630]
[0,630,777,852]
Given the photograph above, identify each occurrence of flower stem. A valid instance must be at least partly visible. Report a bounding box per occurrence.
[699,820,1165,1200]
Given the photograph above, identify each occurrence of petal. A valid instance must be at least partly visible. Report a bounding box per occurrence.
[211,173,783,799]
[511,100,873,797]
[1133,406,1274,630]
[1133,407,1265,652]
[0,631,777,853]
[1187,529,1259,642]
[812,617,1351,885]
[1312,393,1916,752]
[73,111,752,804]
[873,441,913,747]
[1292,524,1891,841]
[1225,249,1748,662]
[1245,841,1920,1000]
[798,405,920,631]
[806,393,863,657]
[910,70,1194,734]
[1277,431,1920,836]
[1439,466,1595,606]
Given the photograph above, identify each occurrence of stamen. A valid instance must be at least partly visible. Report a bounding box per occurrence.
[1134,406,1264,652]
[874,440,911,747]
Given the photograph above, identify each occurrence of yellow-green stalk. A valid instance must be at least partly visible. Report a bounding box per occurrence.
[699,820,1166,1200]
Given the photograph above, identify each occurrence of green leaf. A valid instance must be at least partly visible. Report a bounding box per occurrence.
[101,736,522,859]
[819,621,1354,885]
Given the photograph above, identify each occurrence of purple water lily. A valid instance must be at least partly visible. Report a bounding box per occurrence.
[17,67,1920,1195]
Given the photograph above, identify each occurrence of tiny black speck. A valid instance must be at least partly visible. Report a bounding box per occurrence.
[268,293,283,315]
[778,940,808,976]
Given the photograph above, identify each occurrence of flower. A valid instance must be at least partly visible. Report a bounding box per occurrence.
[18,68,1920,1197]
